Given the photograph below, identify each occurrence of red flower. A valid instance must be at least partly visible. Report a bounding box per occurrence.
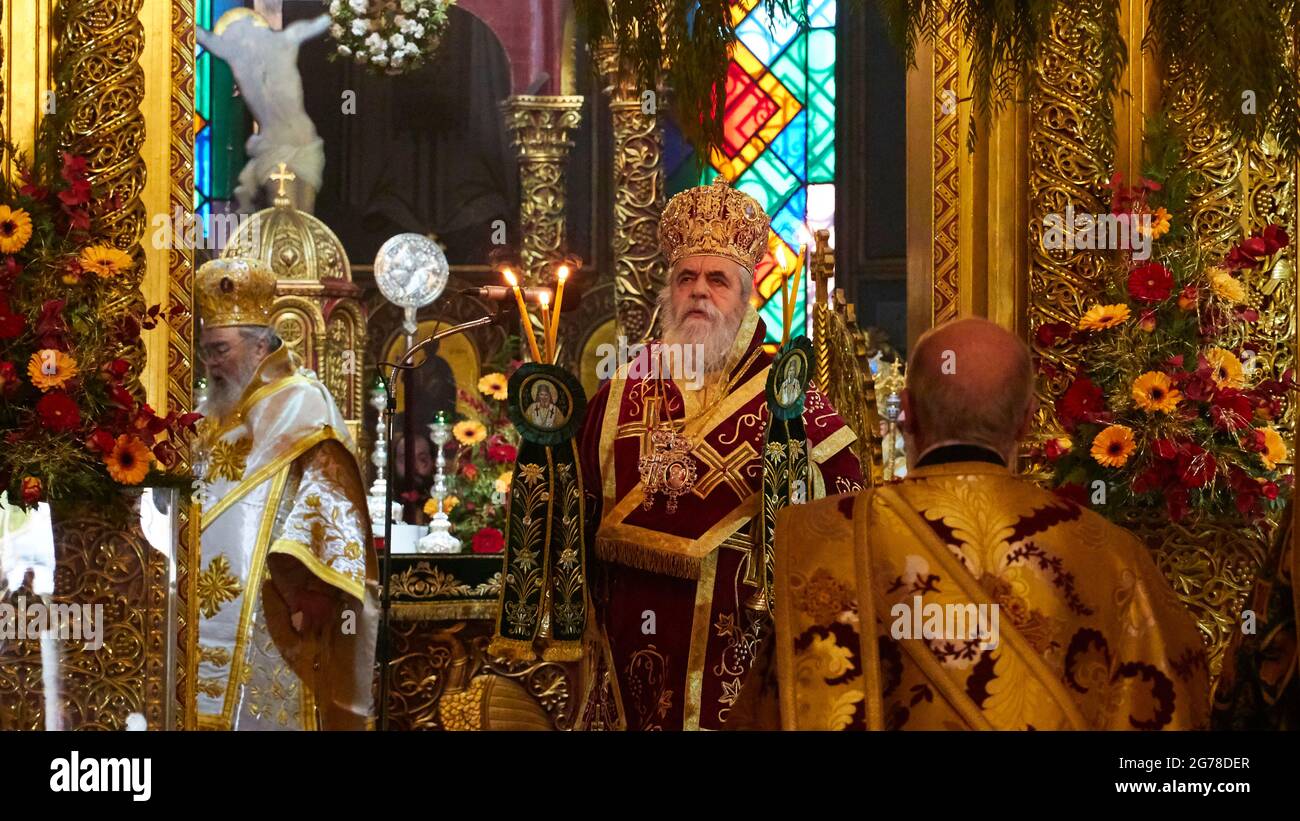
[1210,389,1253,432]
[487,442,517,463]
[107,384,135,410]
[1043,437,1071,461]
[1261,224,1289,254]
[21,476,42,505]
[0,303,24,340]
[0,361,17,397]
[461,462,479,481]
[1058,377,1105,432]
[1177,286,1198,311]
[104,358,131,381]
[60,152,88,182]
[471,527,505,554]
[1035,321,1074,348]
[1262,481,1280,501]
[1137,309,1158,332]
[1127,263,1174,304]
[36,391,81,432]
[1176,444,1216,489]
[174,411,203,431]
[86,428,115,455]
[1152,438,1178,461]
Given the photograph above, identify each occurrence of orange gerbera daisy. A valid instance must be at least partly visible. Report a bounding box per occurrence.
[1137,207,1171,239]
[1261,426,1288,470]
[1077,303,1130,331]
[1091,425,1135,468]
[1204,348,1245,389]
[105,434,152,484]
[1131,371,1181,414]
[477,372,508,400]
[79,244,134,278]
[27,349,79,391]
[0,205,33,254]
[1207,267,1247,304]
[453,419,487,446]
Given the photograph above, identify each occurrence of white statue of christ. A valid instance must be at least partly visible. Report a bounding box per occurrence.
[197,9,330,213]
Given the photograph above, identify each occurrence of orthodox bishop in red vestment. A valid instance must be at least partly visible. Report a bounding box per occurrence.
[575,177,864,730]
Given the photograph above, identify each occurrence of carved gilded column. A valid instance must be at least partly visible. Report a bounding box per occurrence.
[594,41,667,342]
[500,94,584,285]
[1026,0,1115,438]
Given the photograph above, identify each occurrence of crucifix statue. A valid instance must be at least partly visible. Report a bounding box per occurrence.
[197,8,328,213]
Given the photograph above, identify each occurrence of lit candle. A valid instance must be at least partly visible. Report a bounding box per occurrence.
[539,289,553,364]
[782,244,808,347]
[502,267,543,363]
[551,263,569,357]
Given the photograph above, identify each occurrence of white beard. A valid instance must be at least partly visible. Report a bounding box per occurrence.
[658,289,747,375]
[201,356,260,420]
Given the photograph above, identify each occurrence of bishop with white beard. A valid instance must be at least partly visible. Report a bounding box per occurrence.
[573,176,864,730]
[193,258,378,730]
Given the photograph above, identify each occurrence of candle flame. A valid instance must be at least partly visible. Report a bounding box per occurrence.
[775,245,788,268]
[540,290,551,306]
[502,267,518,287]
[556,264,570,282]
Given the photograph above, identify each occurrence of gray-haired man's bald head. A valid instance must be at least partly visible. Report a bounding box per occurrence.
[900,317,1036,468]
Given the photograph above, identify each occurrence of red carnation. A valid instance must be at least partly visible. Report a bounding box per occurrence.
[471,527,505,554]
[36,391,81,432]
[461,462,478,481]
[1127,263,1174,304]
[1058,376,1106,432]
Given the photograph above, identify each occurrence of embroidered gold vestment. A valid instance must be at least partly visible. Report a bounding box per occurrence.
[194,345,379,730]
[732,461,1211,730]
[575,310,865,730]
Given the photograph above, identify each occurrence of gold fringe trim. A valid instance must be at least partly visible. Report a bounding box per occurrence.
[391,601,498,623]
[541,641,584,662]
[488,636,540,662]
[595,535,703,580]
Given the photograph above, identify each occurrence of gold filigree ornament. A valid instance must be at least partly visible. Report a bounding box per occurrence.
[196,554,241,618]
[205,436,253,482]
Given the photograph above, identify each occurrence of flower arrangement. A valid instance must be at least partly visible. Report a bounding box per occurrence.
[1045,129,1295,525]
[327,0,454,76]
[422,351,520,552]
[0,138,197,509]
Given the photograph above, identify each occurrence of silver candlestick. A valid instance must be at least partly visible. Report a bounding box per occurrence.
[418,412,461,553]
[367,383,401,528]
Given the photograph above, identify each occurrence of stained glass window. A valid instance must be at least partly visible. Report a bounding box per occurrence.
[665,0,836,346]
[194,0,241,237]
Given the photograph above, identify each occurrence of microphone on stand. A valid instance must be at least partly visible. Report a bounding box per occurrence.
[462,285,553,304]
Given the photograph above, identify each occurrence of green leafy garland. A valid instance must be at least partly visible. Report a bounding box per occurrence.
[577,0,1300,162]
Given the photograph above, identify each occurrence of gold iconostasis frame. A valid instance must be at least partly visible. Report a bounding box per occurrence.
[2,0,197,729]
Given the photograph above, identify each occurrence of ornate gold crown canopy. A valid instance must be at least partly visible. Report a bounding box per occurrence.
[658,175,770,272]
[197,257,276,328]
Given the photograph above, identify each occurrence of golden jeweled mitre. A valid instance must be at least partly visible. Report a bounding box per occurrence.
[197,257,276,328]
[658,176,770,272]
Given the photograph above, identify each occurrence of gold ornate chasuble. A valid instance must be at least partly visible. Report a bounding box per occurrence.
[576,310,865,730]
[731,461,1212,730]
[194,345,379,730]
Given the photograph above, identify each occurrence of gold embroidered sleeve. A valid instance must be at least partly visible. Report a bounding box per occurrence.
[269,440,373,605]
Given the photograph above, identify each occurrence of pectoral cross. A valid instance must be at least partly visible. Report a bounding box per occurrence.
[269,162,296,206]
